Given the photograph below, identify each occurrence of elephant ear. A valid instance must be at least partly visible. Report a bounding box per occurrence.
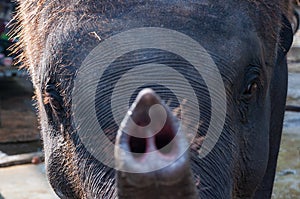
[277,15,294,63]
[291,9,299,34]
[253,15,293,198]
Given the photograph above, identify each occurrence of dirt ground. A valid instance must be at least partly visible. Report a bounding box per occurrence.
[273,133,300,199]
[0,77,39,143]
[0,163,58,199]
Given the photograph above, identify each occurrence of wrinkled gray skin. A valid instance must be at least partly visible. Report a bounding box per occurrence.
[16,0,295,198]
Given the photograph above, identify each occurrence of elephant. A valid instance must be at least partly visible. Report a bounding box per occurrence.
[13,0,297,198]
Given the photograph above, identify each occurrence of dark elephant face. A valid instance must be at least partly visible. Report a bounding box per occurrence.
[17,1,293,199]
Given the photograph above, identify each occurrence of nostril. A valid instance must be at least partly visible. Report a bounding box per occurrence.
[155,125,176,154]
[129,136,147,157]
[128,124,176,157]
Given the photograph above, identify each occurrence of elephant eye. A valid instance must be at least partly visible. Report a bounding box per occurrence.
[242,65,263,101]
[44,84,63,112]
[239,77,261,123]
[244,82,258,96]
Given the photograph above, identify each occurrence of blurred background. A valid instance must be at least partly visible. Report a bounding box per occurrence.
[0,0,299,198]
